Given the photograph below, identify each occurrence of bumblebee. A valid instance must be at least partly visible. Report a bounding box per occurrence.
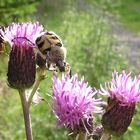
[35,31,70,72]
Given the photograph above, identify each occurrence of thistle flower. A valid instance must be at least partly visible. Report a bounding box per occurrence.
[100,71,140,136]
[1,22,43,89]
[52,74,102,134]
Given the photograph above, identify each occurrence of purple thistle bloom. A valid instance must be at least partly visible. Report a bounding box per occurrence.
[1,22,43,46]
[100,70,140,106]
[100,71,140,136]
[1,22,43,89]
[52,73,102,133]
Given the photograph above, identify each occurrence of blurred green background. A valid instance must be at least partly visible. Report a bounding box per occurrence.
[0,0,140,139]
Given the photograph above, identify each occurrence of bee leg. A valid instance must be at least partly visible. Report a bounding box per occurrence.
[69,68,72,78]
[53,69,58,76]
[63,62,71,77]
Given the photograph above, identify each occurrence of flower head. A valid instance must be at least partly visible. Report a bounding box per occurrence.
[1,22,43,46]
[2,22,43,89]
[100,71,140,136]
[100,70,140,106]
[52,73,102,133]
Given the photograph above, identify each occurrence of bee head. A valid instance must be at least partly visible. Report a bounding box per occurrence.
[56,61,71,77]
[56,60,65,72]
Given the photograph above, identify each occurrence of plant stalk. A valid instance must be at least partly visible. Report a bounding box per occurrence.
[28,76,42,106]
[28,67,46,107]
[76,132,87,140]
[100,132,111,140]
[19,89,33,140]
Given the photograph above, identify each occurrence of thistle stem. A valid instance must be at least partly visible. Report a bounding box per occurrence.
[28,67,46,107]
[100,132,111,140]
[76,132,87,140]
[28,76,42,106]
[19,89,33,140]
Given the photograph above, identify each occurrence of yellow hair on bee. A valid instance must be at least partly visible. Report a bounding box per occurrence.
[35,31,63,55]
[45,31,63,48]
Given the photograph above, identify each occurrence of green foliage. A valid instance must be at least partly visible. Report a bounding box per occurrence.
[0,0,41,25]
[60,12,127,87]
[93,0,140,36]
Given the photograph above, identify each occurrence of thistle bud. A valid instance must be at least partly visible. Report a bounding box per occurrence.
[1,22,43,89]
[100,71,140,136]
[102,97,135,136]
